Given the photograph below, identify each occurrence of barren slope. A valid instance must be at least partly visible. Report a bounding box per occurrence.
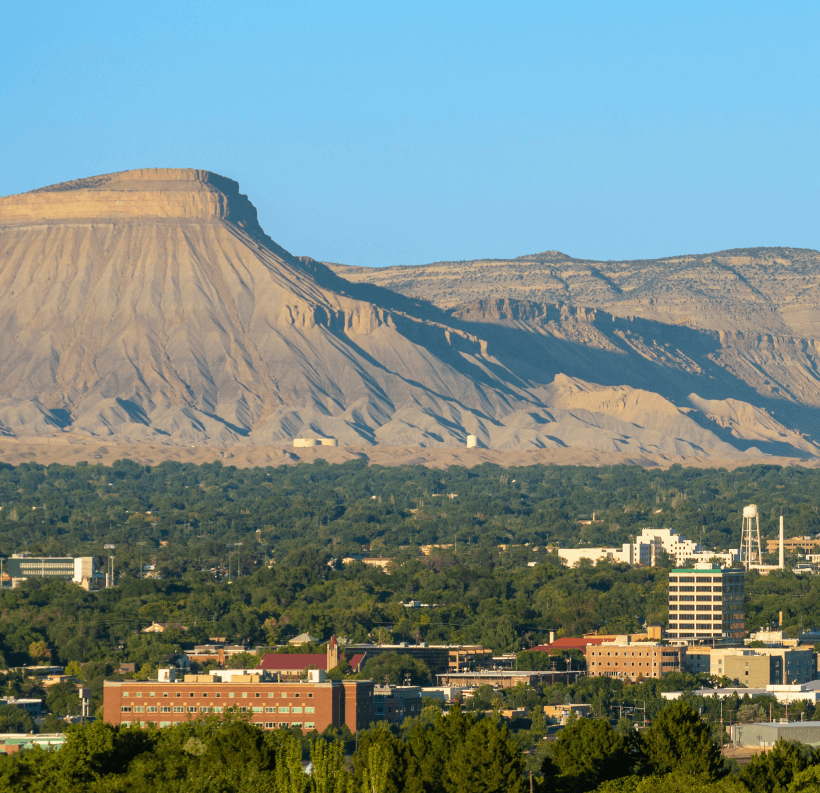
[0,169,817,462]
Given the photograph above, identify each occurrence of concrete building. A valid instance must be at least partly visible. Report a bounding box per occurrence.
[436,670,583,688]
[103,670,374,733]
[373,685,422,724]
[731,721,820,748]
[543,703,593,725]
[0,555,96,588]
[557,545,634,567]
[666,564,745,644]
[292,438,337,448]
[766,537,820,555]
[0,698,41,716]
[683,646,815,685]
[585,638,685,681]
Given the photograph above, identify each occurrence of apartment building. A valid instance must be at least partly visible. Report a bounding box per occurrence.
[103,670,374,733]
[666,565,745,644]
[585,639,685,681]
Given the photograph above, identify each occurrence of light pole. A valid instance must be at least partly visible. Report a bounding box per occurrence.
[226,546,233,581]
[234,542,243,577]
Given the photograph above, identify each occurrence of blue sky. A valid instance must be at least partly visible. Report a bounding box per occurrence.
[2,1,818,267]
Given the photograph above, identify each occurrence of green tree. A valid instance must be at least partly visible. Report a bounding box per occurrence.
[644,701,724,781]
[550,717,634,790]
[46,681,81,716]
[309,737,350,793]
[443,718,526,793]
[0,704,34,733]
[274,731,309,793]
[740,740,815,793]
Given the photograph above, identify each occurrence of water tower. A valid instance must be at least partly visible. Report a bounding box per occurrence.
[741,504,763,571]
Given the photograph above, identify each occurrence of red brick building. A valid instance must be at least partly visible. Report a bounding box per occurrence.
[585,641,685,681]
[103,675,374,733]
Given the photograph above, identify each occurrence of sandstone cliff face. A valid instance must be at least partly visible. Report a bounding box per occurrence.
[0,169,817,461]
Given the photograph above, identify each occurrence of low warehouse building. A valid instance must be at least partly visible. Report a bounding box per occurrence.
[731,721,820,748]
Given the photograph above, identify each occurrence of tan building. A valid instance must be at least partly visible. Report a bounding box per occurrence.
[103,671,374,733]
[766,537,820,554]
[667,565,745,644]
[684,646,814,685]
[543,703,592,725]
[586,639,685,681]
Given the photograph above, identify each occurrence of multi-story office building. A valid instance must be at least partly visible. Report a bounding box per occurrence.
[373,685,422,724]
[0,554,95,588]
[585,639,685,681]
[103,670,374,733]
[667,565,745,644]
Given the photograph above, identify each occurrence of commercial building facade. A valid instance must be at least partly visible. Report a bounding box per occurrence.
[373,685,422,724]
[667,565,745,644]
[0,555,95,588]
[103,672,374,733]
[684,646,815,685]
[585,639,685,681]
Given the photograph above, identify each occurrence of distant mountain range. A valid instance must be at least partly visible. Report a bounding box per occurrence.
[1,168,818,464]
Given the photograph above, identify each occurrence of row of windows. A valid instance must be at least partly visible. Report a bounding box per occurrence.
[120,719,318,730]
[123,691,314,699]
[122,704,316,714]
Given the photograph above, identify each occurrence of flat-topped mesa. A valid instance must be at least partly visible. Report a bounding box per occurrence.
[0,168,263,232]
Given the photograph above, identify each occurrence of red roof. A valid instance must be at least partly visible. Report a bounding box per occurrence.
[256,651,368,673]
[347,653,366,672]
[530,637,606,651]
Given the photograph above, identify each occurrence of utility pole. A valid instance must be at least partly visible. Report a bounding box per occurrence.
[234,542,243,577]
[226,546,233,581]
[136,542,146,579]
[720,701,724,749]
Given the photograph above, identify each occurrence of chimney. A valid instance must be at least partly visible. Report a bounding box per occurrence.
[549,631,556,644]
[779,516,785,570]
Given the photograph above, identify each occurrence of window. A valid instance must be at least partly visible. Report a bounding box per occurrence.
[253,707,263,713]
[216,693,221,698]
[242,693,248,699]
[134,706,144,713]
[292,707,303,714]
[229,693,235,699]
[202,693,208,698]
[121,706,132,713]
[266,707,276,713]
[173,706,184,713]
[214,707,223,713]
[161,706,171,713]
[123,692,130,698]
[255,693,260,698]
[265,722,275,729]
[190,693,195,698]
[305,707,315,714]
[308,694,313,698]
[279,707,290,713]
[305,722,315,729]
[292,722,303,728]
[176,693,181,698]
[147,706,158,713]
[187,707,197,713]
[295,693,300,698]
[282,693,288,699]
[163,693,168,698]
[136,692,143,698]
[150,692,156,698]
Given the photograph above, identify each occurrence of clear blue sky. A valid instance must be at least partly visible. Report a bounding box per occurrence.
[2,1,818,267]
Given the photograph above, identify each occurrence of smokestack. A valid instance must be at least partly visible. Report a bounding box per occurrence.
[780,516,785,570]
[779,610,783,627]
[549,631,556,644]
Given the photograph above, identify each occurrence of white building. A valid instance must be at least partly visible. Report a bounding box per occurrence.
[558,544,634,567]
